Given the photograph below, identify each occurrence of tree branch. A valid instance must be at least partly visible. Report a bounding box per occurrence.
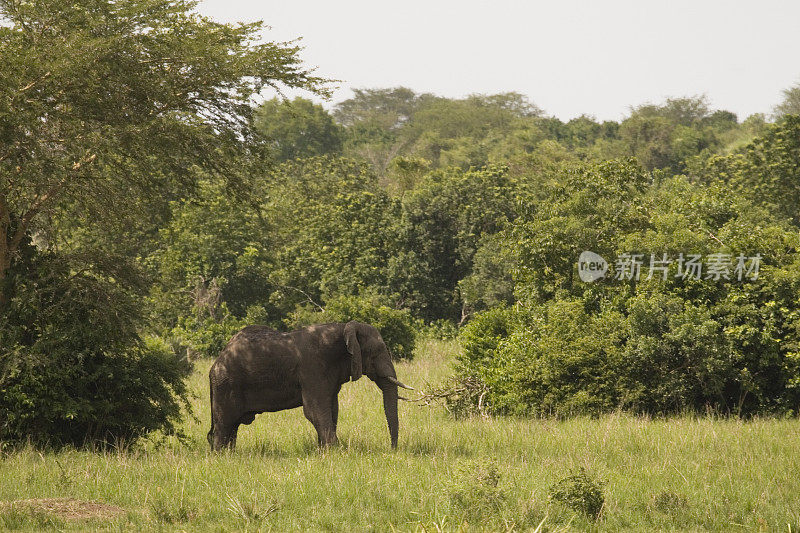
[9,152,96,251]
[276,283,325,312]
[18,71,51,93]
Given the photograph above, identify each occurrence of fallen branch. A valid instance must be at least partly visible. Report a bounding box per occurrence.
[402,376,491,418]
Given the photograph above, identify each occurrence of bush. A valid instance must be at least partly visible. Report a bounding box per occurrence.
[0,246,191,447]
[417,318,459,340]
[287,294,416,359]
[167,302,248,359]
[448,460,507,525]
[459,288,800,417]
[459,301,626,417]
[456,158,800,418]
[548,467,605,520]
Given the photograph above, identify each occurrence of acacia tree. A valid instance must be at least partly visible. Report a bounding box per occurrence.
[0,0,327,302]
[773,83,800,118]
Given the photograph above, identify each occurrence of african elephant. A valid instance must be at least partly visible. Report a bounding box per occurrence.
[207,321,413,450]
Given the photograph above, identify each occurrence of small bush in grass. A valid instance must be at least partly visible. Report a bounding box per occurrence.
[548,467,605,520]
[652,491,689,515]
[448,460,507,524]
[226,493,280,524]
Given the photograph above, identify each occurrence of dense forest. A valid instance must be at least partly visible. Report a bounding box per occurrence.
[2,0,800,446]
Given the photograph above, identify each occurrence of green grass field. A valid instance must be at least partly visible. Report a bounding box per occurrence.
[2,339,799,531]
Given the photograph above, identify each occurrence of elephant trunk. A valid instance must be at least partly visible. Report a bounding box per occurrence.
[379,379,399,448]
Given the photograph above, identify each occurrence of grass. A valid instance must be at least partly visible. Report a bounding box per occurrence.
[1,337,800,531]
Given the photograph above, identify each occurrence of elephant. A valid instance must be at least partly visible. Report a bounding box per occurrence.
[207,321,413,450]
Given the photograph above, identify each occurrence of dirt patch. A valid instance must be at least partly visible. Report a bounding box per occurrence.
[0,498,125,520]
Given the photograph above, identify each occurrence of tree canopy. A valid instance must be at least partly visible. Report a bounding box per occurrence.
[0,0,327,298]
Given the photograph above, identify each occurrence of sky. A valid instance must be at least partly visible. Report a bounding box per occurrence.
[197,0,800,122]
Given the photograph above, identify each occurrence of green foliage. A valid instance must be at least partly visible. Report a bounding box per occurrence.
[148,157,414,343]
[398,164,518,320]
[698,115,800,225]
[617,96,732,173]
[458,230,516,316]
[385,156,431,195]
[253,97,343,161]
[459,301,626,417]
[417,319,459,341]
[0,245,191,447]
[287,294,416,360]
[168,304,249,360]
[773,83,800,118]
[265,157,405,312]
[549,467,605,520]
[148,178,277,323]
[334,89,750,179]
[0,0,326,448]
[457,155,800,418]
[0,0,328,297]
[334,87,436,177]
[404,93,542,169]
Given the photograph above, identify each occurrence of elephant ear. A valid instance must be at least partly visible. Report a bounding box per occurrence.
[344,321,363,381]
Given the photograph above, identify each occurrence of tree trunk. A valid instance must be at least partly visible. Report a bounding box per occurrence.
[0,193,10,306]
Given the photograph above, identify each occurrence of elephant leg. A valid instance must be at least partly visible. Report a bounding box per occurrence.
[212,422,239,451]
[302,392,337,447]
[331,395,339,435]
[210,395,242,450]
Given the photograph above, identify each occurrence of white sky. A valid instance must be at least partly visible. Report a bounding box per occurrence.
[197,0,800,122]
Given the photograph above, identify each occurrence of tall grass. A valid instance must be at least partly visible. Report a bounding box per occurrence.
[1,337,799,531]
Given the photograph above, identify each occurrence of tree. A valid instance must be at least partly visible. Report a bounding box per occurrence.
[253,97,343,161]
[0,0,327,445]
[698,115,800,225]
[398,165,518,321]
[0,231,192,446]
[149,177,275,322]
[334,87,436,177]
[0,0,327,302]
[404,93,542,168]
[773,82,800,118]
[458,159,800,417]
[263,157,404,313]
[333,87,433,129]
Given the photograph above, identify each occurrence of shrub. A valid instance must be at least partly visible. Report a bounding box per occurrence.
[548,467,605,520]
[459,289,800,417]
[287,294,416,359]
[651,491,690,515]
[417,318,459,340]
[448,460,507,525]
[458,302,626,417]
[167,303,247,359]
[455,158,800,418]
[0,247,191,447]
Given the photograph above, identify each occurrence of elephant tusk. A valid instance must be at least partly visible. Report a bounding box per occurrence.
[398,395,410,401]
[388,376,414,390]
